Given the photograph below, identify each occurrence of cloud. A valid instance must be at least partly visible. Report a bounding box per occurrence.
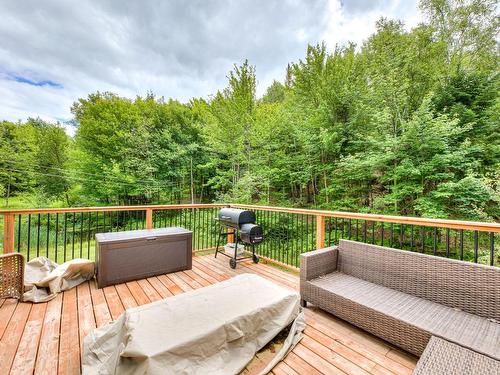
[0,0,421,133]
[323,0,422,48]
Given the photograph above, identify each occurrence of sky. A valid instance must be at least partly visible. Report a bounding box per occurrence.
[0,0,422,135]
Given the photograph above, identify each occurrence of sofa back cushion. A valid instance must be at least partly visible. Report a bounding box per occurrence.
[337,240,500,321]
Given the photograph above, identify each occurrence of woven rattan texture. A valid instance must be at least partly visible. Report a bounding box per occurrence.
[0,253,24,300]
[300,241,500,358]
[413,336,500,375]
[338,240,500,321]
[307,272,500,359]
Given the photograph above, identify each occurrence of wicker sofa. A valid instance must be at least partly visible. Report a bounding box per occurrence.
[300,240,500,361]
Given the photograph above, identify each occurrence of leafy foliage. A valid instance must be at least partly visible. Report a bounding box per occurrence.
[1,0,498,221]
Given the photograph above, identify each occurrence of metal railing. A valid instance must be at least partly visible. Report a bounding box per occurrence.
[230,204,500,269]
[0,205,225,262]
[1,203,499,270]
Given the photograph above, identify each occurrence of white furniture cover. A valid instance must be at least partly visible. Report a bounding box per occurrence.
[82,273,304,375]
[23,257,95,303]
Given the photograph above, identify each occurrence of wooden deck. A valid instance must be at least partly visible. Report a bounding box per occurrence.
[0,254,418,375]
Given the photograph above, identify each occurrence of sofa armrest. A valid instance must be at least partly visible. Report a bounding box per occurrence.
[300,246,338,281]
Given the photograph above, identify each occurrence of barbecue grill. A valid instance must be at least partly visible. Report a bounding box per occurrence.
[215,208,263,268]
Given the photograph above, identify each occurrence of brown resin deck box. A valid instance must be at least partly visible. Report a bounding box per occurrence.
[95,227,192,288]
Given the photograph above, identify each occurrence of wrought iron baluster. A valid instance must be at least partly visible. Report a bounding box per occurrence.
[63,213,68,262]
[55,213,59,263]
[201,208,206,250]
[334,217,338,244]
[421,227,425,253]
[446,228,450,258]
[490,232,495,266]
[287,213,291,265]
[380,222,384,246]
[27,214,32,261]
[279,211,283,263]
[363,220,367,242]
[46,213,50,258]
[410,225,414,250]
[197,208,202,250]
[72,213,76,259]
[459,229,464,260]
[327,218,331,246]
[17,214,21,253]
[36,213,41,257]
[295,213,299,265]
[87,212,92,259]
[312,215,316,252]
[306,215,309,252]
[300,214,304,256]
[474,230,478,263]
[356,219,359,242]
[80,212,84,257]
[433,227,438,256]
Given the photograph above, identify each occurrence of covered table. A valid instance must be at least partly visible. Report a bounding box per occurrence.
[82,273,304,375]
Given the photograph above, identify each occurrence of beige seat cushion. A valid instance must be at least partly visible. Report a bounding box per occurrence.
[310,272,500,360]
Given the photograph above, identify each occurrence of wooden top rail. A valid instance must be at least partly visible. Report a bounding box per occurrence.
[0,203,228,215]
[229,204,500,233]
[0,202,498,233]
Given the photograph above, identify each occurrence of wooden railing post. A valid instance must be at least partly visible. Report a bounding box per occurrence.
[146,208,153,229]
[3,213,15,253]
[227,229,235,244]
[316,215,325,249]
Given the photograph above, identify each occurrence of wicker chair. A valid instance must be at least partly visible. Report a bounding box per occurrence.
[300,240,500,361]
[0,253,25,300]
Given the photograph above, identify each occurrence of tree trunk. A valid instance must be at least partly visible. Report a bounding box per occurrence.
[199,176,204,203]
[267,179,271,204]
[6,177,11,207]
[323,170,329,204]
[190,157,194,204]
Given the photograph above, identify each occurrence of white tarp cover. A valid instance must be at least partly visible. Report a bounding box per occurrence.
[23,257,95,303]
[82,273,304,375]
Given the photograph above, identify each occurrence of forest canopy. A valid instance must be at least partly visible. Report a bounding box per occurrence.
[1,0,499,221]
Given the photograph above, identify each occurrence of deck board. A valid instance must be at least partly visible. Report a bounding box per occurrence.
[136,279,163,302]
[101,286,124,320]
[145,276,174,298]
[88,280,112,327]
[0,302,32,374]
[34,293,62,375]
[58,288,80,375]
[0,299,18,339]
[0,254,417,374]
[76,283,96,355]
[10,302,46,375]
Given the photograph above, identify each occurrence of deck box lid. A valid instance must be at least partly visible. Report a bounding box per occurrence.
[95,227,192,244]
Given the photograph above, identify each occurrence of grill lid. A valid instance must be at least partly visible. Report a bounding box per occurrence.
[218,208,256,228]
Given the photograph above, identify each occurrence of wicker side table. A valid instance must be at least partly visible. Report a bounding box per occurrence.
[413,336,500,375]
